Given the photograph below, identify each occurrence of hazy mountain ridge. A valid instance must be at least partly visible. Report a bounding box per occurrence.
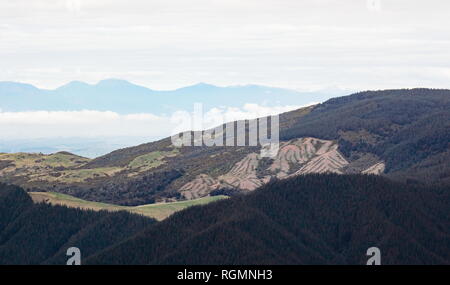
[0,79,340,114]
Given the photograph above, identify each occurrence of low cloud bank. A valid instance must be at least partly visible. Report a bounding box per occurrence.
[0,103,311,140]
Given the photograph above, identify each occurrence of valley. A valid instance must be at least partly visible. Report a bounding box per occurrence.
[29,191,227,221]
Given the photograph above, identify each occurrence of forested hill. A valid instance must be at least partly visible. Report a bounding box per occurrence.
[1,88,449,206]
[279,88,450,185]
[87,174,450,265]
[1,174,449,265]
[0,183,154,265]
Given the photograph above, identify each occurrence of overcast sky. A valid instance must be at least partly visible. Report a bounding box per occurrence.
[1,0,450,91]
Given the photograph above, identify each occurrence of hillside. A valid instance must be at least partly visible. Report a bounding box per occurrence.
[2,174,449,265]
[86,174,450,265]
[0,183,154,265]
[0,88,449,206]
[278,89,450,185]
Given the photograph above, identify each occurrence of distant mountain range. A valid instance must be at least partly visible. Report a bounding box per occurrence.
[0,79,348,114]
[0,137,151,159]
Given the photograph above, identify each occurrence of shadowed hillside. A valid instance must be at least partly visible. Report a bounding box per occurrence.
[86,174,450,265]
[0,183,154,265]
[1,174,449,265]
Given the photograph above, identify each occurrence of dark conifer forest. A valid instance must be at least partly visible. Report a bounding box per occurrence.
[86,174,450,265]
[0,183,155,264]
[2,173,449,265]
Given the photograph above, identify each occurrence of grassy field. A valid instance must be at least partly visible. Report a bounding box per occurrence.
[127,149,179,171]
[0,152,89,171]
[0,149,181,184]
[29,167,123,183]
[29,191,227,221]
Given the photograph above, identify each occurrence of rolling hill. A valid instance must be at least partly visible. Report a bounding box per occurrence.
[1,88,448,206]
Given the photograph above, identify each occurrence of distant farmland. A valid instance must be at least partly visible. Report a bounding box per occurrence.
[29,192,227,221]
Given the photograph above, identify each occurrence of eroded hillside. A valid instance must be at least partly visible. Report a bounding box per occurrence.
[0,136,385,204]
[179,137,384,199]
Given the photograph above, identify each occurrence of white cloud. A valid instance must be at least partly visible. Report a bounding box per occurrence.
[0,104,307,140]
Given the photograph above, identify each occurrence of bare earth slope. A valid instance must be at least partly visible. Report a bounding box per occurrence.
[179,137,383,199]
